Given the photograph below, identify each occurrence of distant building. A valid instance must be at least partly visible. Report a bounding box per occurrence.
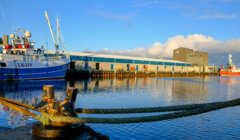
[45,50,217,73]
[173,47,208,66]
[69,52,192,72]
[173,47,193,62]
[187,51,208,66]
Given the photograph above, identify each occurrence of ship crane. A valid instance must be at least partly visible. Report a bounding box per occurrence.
[44,11,59,53]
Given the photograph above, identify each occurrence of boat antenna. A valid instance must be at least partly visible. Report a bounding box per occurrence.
[56,14,67,52]
[44,11,59,54]
[56,14,59,48]
[228,54,233,66]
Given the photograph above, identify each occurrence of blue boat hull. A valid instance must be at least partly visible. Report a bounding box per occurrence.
[0,63,69,81]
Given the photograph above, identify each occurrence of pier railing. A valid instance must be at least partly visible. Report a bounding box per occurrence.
[0,53,67,63]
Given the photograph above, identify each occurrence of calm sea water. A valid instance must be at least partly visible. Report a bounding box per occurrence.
[1,77,240,139]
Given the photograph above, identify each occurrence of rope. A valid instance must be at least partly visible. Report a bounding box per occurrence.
[75,99,238,114]
[0,99,39,120]
[0,97,52,125]
[1,96,240,124]
[0,97,35,110]
[41,98,240,124]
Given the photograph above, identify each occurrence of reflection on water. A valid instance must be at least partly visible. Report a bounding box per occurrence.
[0,80,67,102]
[171,78,209,104]
[1,77,240,139]
[0,104,31,127]
[8,110,29,126]
[0,79,67,128]
[71,77,240,109]
[0,80,67,92]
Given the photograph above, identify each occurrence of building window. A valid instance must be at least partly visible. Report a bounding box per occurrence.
[96,63,100,70]
[111,64,114,70]
[136,65,138,71]
[143,65,148,71]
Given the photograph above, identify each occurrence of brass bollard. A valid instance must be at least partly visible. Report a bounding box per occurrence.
[33,85,109,139]
[43,85,55,99]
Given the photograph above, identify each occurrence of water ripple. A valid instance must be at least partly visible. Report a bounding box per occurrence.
[1,77,240,139]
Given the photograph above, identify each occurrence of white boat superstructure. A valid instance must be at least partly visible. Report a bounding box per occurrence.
[0,11,70,80]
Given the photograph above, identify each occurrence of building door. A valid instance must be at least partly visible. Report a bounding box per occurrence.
[111,64,114,70]
[96,63,100,70]
[84,62,88,70]
[127,64,130,71]
[70,61,76,69]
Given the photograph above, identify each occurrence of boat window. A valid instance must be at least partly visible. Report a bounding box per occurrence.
[36,49,42,54]
[0,63,6,67]
[0,47,2,54]
[6,50,13,54]
[16,50,21,55]
[33,50,37,54]
[21,51,25,55]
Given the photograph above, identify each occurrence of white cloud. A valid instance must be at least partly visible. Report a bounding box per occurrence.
[131,0,238,20]
[0,2,6,23]
[198,14,237,19]
[89,8,135,26]
[132,0,160,8]
[94,34,240,58]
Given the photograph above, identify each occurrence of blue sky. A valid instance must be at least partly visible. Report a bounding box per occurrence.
[0,0,240,63]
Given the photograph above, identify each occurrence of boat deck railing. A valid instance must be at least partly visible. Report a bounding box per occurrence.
[0,53,67,63]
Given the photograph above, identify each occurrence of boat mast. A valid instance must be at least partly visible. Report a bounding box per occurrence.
[56,14,59,47]
[44,11,59,53]
[228,54,233,65]
[56,15,66,52]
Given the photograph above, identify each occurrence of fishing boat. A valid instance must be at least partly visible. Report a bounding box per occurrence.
[0,11,70,81]
[219,54,240,76]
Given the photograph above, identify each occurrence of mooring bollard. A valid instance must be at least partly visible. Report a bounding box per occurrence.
[60,87,78,117]
[33,85,82,139]
[66,87,78,103]
[43,85,55,100]
[36,85,55,112]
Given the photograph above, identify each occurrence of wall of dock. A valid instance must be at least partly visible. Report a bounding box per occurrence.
[66,69,219,79]
[71,61,218,73]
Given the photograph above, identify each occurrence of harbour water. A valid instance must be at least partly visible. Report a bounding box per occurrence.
[1,77,240,139]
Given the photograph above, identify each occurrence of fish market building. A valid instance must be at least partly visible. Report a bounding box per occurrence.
[69,52,199,73]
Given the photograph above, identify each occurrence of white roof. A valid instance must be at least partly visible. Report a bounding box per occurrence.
[69,51,189,64]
